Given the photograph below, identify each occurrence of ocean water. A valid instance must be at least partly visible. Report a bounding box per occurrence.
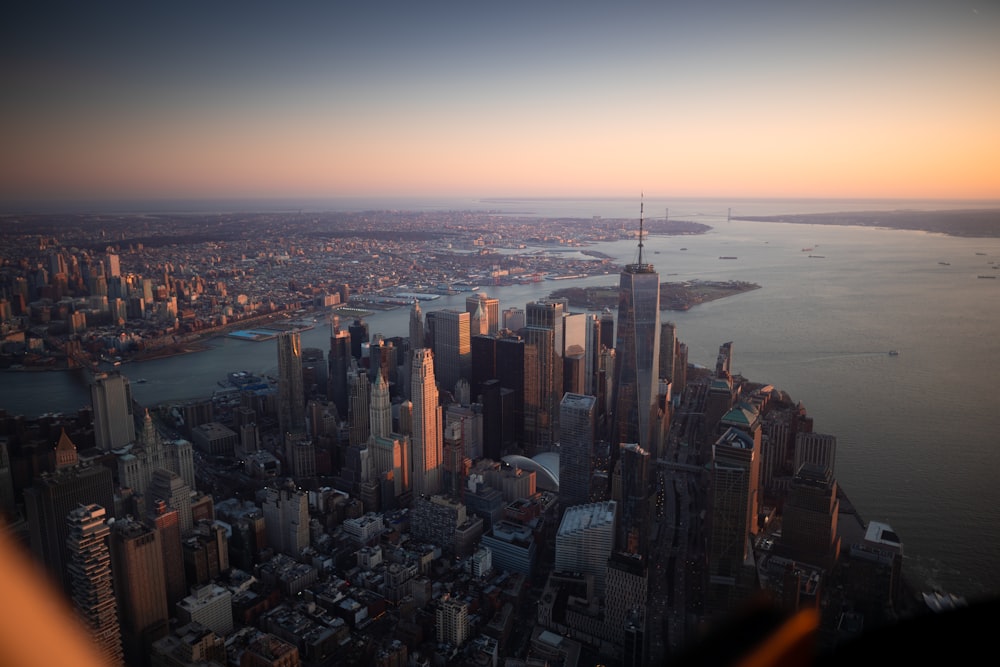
[3,197,999,600]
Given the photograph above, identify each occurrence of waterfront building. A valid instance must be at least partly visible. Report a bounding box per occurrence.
[411,348,443,497]
[91,372,135,451]
[609,208,660,457]
[277,332,307,440]
[66,504,124,666]
[559,393,597,509]
[777,462,841,570]
[109,516,169,667]
[348,318,369,360]
[794,432,837,477]
[555,500,617,599]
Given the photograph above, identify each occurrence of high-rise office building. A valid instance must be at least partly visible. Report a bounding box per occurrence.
[777,462,841,569]
[146,499,187,608]
[25,429,115,593]
[605,552,648,645]
[555,500,617,598]
[66,504,124,666]
[708,427,761,616]
[148,468,193,536]
[349,368,371,446]
[262,480,310,557]
[609,207,660,455]
[794,432,837,477]
[109,517,169,667]
[616,442,651,556]
[559,393,597,509]
[91,372,136,451]
[467,293,500,335]
[411,348,443,497]
[470,298,489,336]
[348,318,369,360]
[409,300,425,349]
[524,300,565,455]
[277,332,306,439]
[369,371,392,439]
[328,323,351,418]
[659,321,677,384]
[502,306,525,333]
[431,309,471,395]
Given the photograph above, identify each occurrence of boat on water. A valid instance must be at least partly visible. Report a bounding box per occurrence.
[888,350,900,356]
[719,256,738,260]
[808,255,826,258]
[978,275,997,279]
[938,262,951,266]
[680,248,688,251]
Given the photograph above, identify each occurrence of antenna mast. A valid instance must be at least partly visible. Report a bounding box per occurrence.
[638,194,645,266]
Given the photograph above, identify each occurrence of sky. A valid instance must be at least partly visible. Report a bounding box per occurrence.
[1,1,998,203]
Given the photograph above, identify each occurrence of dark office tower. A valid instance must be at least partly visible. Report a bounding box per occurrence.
[470,334,497,400]
[368,337,399,391]
[606,552,648,648]
[277,331,307,441]
[329,324,351,418]
[479,380,503,461]
[707,427,761,617]
[559,393,596,509]
[348,369,371,446]
[110,517,169,667]
[610,206,660,455]
[584,314,601,396]
[716,341,734,378]
[411,348,443,497]
[674,342,688,395]
[25,429,115,593]
[777,463,841,569]
[432,309,471,395]
[66,504,124,667]
[660,321,677,383]
[467,293,500,335]
[410,300,425,349]
[616,442,651,555]
[370,371,392,439]
[0,439,15,519]
[495,335,525,446]
[146,500,187,608]
[349,318,369,359]
[301,347,326,397]
[599,308,615,350]
[149,468,193,536]
[91,372,135,451]
[524,300,565,455]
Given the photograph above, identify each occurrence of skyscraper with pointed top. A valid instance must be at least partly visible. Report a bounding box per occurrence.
[411,348,442,497]
[610,199,661,454]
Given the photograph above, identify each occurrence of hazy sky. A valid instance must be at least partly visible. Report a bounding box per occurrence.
[2,1,998,201]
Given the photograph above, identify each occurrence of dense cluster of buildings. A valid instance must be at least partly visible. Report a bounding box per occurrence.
[0,211,931,666]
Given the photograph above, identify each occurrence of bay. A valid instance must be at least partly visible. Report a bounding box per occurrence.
[2,197,999,601]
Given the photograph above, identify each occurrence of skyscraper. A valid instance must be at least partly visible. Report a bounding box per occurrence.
[431,309,471,395]
[559,393,597,509]
[467,293,500,335]
[66,504,124,666]
[109,517,169,667]
[411,348,442,497]
[610,205,661,456]
[349,368,371,446]
[369,371,392,439]
[277,331,306,439]
[555,500,617,598]
[262,479,310,557]
[524,300,565,455]
[616,442,651,556]
[25,429,115,593]
[91,372,135,451]
[409,299,425,349]
[328,323,351,418]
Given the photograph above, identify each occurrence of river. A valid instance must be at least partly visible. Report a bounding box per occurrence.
[3,197,999,601]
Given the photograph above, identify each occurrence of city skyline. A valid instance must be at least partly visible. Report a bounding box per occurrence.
[1,2,998,202]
